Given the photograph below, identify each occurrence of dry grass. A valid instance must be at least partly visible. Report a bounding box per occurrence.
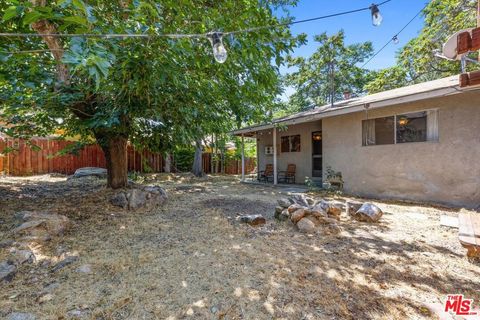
[0,174,479,319]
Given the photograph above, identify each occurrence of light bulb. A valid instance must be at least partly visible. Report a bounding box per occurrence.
[370,4,383,26]
[207,32,227,64]
[393,35,399,44]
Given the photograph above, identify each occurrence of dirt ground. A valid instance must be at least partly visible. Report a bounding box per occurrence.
[0,173,479,320]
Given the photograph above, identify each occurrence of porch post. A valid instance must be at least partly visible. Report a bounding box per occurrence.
[273,127,278,185]
[241,133,245,182]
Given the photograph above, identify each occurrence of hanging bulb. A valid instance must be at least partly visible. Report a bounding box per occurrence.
[370,4,383,26]
[392,35,399,44]
[207,32,227,64]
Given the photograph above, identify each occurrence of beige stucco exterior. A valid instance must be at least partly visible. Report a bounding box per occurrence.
[256,91,480,208]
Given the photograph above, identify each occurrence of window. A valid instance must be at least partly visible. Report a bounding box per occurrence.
[362,110,438,146]
[281,135,301,152]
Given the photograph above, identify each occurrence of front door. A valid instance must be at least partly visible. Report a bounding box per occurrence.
[312,131,322,179]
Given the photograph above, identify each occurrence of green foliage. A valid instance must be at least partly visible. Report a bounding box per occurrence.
[366,0,478,93]
[285,30,373,111]
[0,0,303,158]
[173,147,195,172]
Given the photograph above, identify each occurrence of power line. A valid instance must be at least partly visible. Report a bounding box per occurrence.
[0,0,392,40]
[361,3,427,69]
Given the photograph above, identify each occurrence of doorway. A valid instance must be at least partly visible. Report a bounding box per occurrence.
[312,131,322,179]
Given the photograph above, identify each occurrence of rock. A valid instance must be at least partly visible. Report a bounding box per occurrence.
[275,209,290,221]
[305,215,321,226]
[11,249,35,265]
[290,194,309,207]
[12,211,70,242]
[317,216,339,225]
[127,189,148,210]
[76,264,92,274]
[51,256,79,273]
[67,309,89,319]
[305,197,315,206]
[110,193,128,209]
[0,239,15,248]
[346,200,364,216]
[310,204,327,218]
[116,186,167,210]
[354,203,383,222]
[239,214,266,226]
[326,201,344,220]
[70,167,107,179]
[297,218,316,233]
[0,260,16,282]
[287,204,304,214]
[277,198,292,208]
[6,312,36,320]
[274,206,284,214]
[290,209,306,224]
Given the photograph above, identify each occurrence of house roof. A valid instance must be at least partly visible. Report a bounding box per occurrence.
[232,75,477,136]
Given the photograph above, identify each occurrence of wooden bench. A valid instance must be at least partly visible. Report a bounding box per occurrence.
[459,212,480,258]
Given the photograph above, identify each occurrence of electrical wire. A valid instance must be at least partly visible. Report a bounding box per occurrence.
[361,2,427,69]
[0,0,392,41]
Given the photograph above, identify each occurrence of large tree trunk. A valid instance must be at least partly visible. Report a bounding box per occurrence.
[99,135,128,188]
[192,139,203,177]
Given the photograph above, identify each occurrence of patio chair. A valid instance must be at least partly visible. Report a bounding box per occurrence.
[278,164,296,184]
[258,164,274,183]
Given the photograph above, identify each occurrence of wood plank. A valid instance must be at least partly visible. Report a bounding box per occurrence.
[459,212,480,257]
[440,215,459,228]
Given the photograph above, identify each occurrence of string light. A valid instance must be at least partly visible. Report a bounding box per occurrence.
[370,4,383,26]
[0,1,392,63]
[361,3,426,68]
[207,32,227,63]
[392,35,399,44]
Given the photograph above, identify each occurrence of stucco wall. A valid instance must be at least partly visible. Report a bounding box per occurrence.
[257,121,322,184]
[322,91,480,208]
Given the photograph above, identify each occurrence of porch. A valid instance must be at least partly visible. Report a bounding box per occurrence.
[235,120,323,186]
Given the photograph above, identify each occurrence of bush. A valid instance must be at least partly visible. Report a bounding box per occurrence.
[174,147,195,172]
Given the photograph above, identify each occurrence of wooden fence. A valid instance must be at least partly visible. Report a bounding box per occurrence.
[0,137,256,176]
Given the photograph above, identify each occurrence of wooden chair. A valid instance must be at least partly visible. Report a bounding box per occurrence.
[258,164,274,183]
[278,164,296,184]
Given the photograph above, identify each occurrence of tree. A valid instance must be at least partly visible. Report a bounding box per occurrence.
[0,0,302,187]
[366,0,478,93]
[285,30,373,111]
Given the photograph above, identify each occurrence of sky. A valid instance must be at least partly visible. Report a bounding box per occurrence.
[276,0,428,98]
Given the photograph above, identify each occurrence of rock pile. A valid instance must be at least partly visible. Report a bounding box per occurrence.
[111,185,167,210]
[275,195,343,234]
[275,195,384,233]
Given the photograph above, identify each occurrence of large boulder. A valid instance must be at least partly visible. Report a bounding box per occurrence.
[326,201,345,220]
[111,186,167,210]
[354,203,383,222]
[290,209,306,224]
[12,211,70,242]
[70,167,107,179]
[287,203,304,214]
[297,218,316,233]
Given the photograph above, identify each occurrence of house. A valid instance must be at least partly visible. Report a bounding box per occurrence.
[232,75,480,208]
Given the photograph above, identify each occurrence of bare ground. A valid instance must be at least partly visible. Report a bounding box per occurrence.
[0,174,479,320]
